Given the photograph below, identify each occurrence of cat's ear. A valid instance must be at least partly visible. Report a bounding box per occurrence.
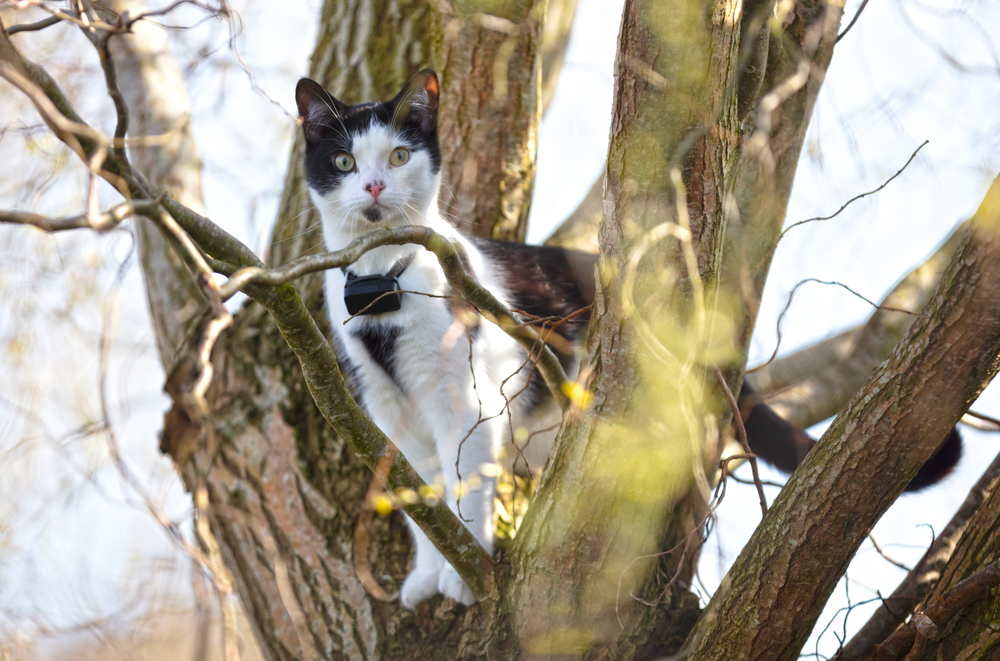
[390,70,439,134]
[296,78,347,142]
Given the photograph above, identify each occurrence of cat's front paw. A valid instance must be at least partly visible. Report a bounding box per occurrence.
[438,565,476,606]
[400,567,441,609]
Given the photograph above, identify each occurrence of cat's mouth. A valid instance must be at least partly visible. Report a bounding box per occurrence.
[362,206,383,222]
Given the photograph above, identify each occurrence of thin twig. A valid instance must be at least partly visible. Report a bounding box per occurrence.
[755,141,929,273]
[836,0,870,43]
[749,277,917,374]
[868,534,911,572]
[716,368,768,516]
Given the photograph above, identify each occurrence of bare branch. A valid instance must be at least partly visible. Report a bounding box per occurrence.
[872,557,1000,661]
[755,140,929,273]
[836,0,870,43]
[4,14,65,34]
[715,367,768,517]
[220,225,573,410]
[544,170,603,251]
[748,224,964,429]
[0,199,159,232]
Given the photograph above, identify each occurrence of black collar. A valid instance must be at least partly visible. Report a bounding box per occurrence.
[342,252,415,316]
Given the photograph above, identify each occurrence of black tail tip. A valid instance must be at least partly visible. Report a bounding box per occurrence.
[905,427,963,492]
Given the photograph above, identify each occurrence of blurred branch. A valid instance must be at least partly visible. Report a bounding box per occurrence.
[748,225,964,429]
[836,0,870,43]
[961,409,1000,432]
[540,0,580,113]
[835,448,1000,661]
[0,199,159,232]
[4,14,64,34]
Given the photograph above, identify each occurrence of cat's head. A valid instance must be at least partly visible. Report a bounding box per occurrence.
[295,71,441,231]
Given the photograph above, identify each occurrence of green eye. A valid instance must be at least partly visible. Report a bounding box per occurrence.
[333,153,355,172]
[389,147,409,166]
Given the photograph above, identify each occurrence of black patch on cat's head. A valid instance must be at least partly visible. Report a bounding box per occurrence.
[295,71,442,196]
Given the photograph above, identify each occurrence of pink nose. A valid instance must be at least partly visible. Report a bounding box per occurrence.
[365,182,385,201]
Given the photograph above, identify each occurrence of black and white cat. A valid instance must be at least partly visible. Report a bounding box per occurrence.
[294,70,962,609]
[295,70,594,607]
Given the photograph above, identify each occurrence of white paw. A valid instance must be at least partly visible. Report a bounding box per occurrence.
[400,567,441,610]
[438,565,476,606]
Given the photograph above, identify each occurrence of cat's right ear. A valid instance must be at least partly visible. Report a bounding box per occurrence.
[295,79,346,142]
[391,70,440,134]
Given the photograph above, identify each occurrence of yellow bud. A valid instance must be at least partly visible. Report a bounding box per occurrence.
[373,494,394,517]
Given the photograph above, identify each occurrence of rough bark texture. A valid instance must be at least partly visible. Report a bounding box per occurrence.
[836,448,1000,661]
[909,440,1000,660]
[683,176,1000,661]
[504,0,744,656]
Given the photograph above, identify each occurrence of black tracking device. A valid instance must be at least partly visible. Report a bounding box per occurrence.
[343,275,403,316]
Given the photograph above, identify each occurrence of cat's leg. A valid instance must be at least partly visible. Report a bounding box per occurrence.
[400,514,446,608]
[423,401,502,606]
[361,388,448,608]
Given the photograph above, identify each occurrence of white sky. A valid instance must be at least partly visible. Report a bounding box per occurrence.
[2,0,1000,656]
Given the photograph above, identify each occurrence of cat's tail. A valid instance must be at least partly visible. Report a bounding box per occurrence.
[736,382,962,492]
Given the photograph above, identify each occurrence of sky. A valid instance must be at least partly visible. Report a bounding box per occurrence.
[1,0,1000,657]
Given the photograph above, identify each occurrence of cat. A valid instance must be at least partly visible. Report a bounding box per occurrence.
[294,70,962,608]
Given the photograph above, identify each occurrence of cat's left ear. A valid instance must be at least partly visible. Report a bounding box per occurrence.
[296,78,348,142]
[391,70,439,134]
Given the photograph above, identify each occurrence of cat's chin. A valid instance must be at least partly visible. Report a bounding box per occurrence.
[362,207,383,222]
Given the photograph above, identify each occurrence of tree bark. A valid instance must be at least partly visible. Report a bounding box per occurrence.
[836,447,1000,661]
[683,175,1000,661]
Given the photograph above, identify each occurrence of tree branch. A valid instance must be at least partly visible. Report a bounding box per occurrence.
[683,174,1000,661]
[544,169,603,252]
[835,447,1000,660]
[221,225,572,410]
[872,556,1000,661]
[0,200,159,232]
